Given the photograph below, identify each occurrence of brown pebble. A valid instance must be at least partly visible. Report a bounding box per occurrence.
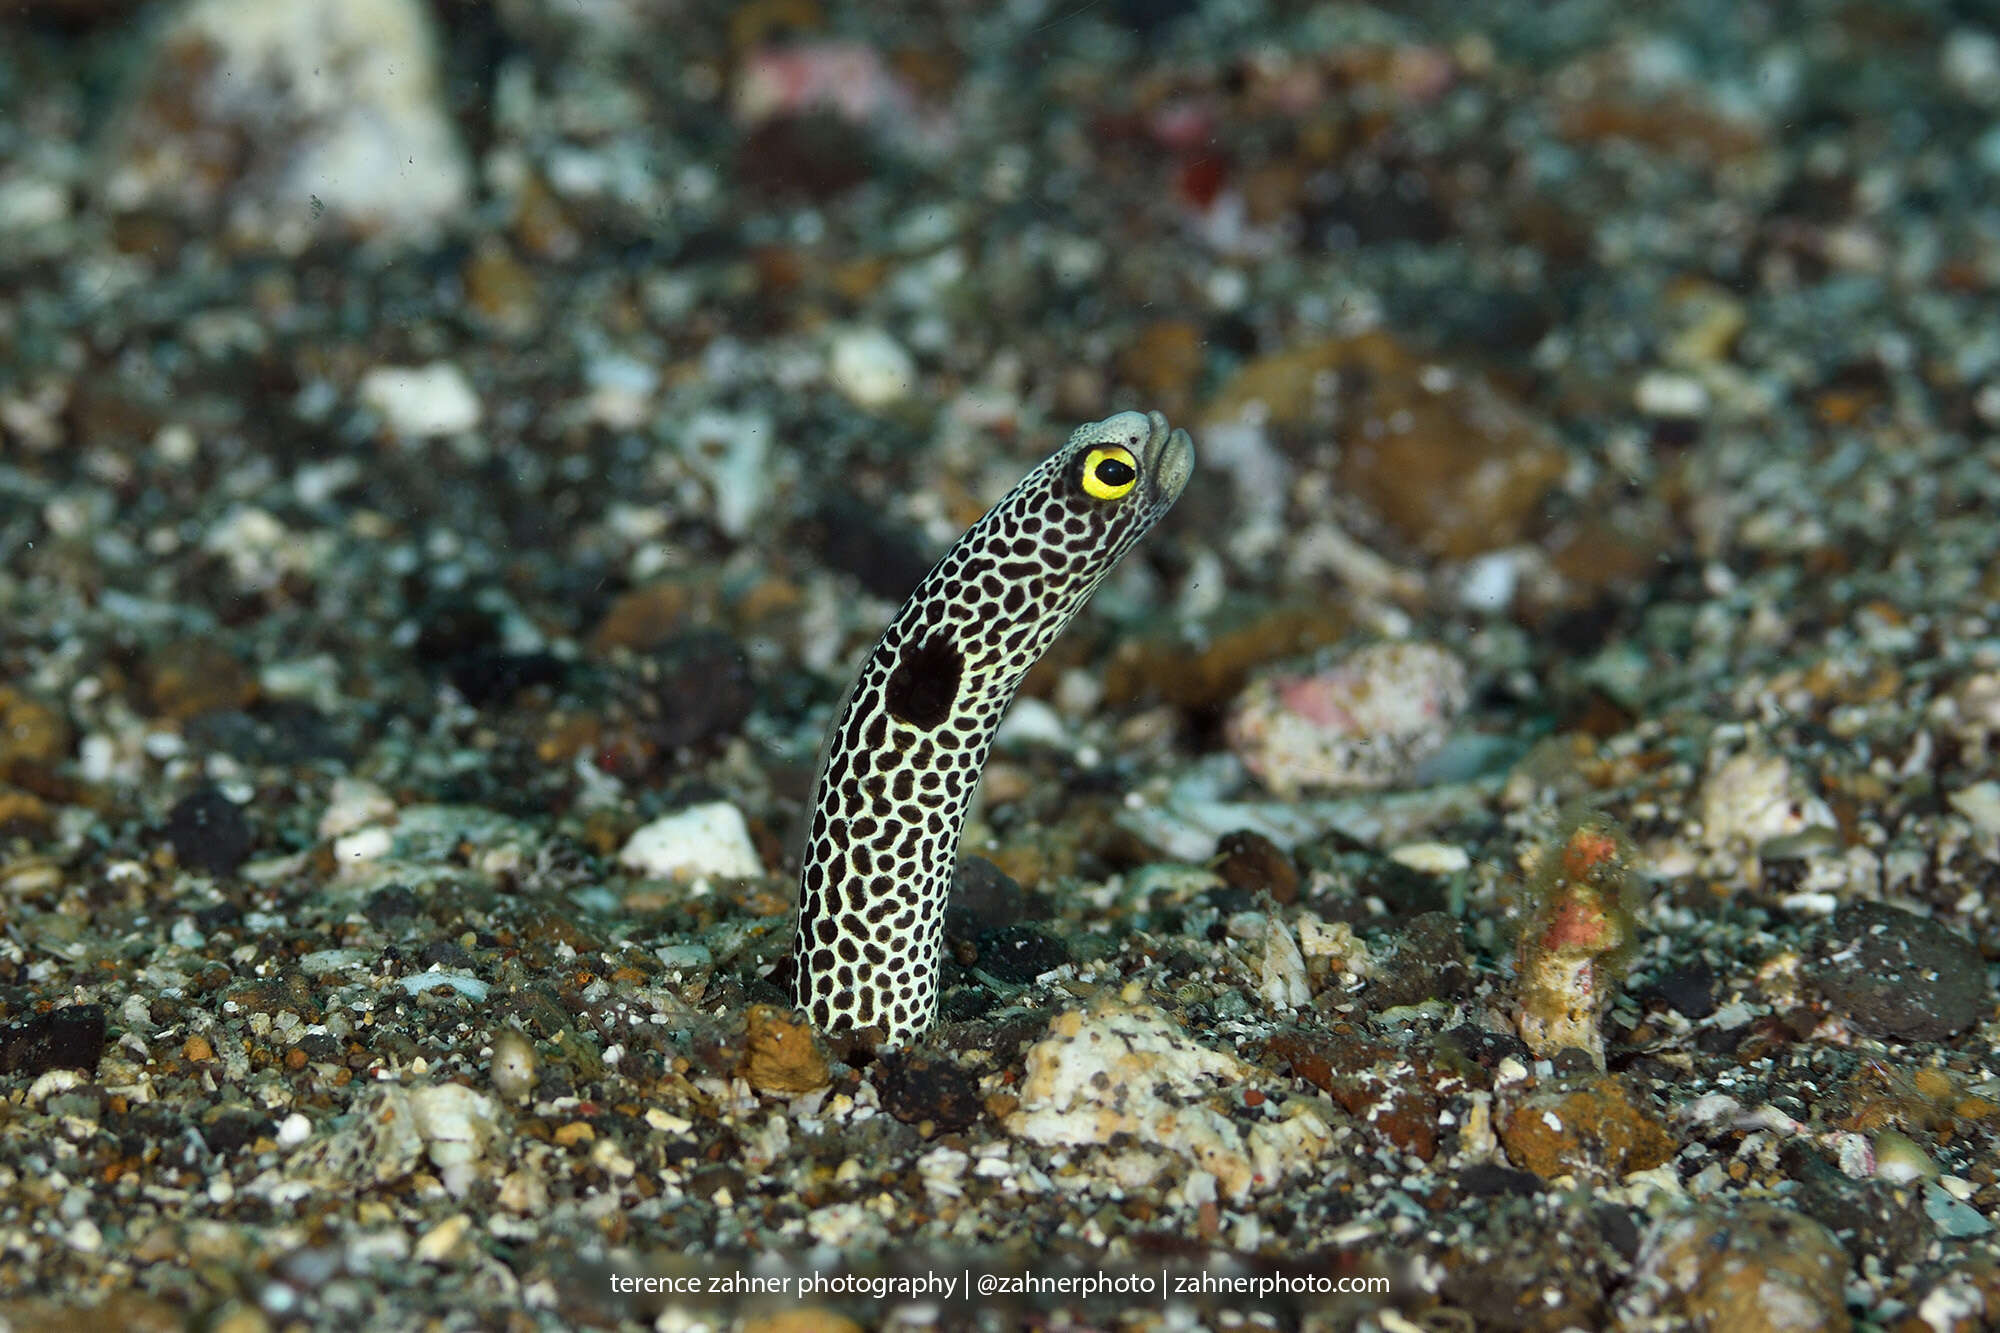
[1214,829,1300,904]
[1203,331,1566,559]
[183,1034,214,1062]
[590,580,704,656]
[462,238,539,340]
[1500,1074,1673,1183]
[1115,319,1205,418]
[1630,1203,1850,1333]
[741,1312,862,1333]
[551,1121,595,1147]
[0,686,71,768]
[147,639,256,721]
[741,1005,831,1094]
[0,787,53,837]
[1100,600,1352,711]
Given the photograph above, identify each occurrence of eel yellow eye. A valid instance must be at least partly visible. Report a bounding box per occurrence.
[1080,445,1140,501]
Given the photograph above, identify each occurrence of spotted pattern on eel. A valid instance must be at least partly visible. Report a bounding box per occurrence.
[793,410,1195,1046]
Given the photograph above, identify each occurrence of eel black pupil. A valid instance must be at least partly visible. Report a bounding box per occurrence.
[1095,458,1136,487]
[884,633,961,730]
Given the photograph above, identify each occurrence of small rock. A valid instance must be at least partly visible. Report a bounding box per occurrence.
[1634,370,1709,418]
[1225,641,1468,795]
[874,1050,982,1132]
[97,0,471,248]
[1622,1203,1850,1333]
[1457,1162,1543,1197]
[618,802,764,880]
[1102,600,1353,712]
[0,1006,107,1077]
[945,856,1028,941]
[1926,1181,1996,1238]
[1257,915,1310,1009]
[359,362,482,439]
[641,632,756,750]
[164,786,254,877]
[407,1084,503,1194]
[1367,911,1472,1009]
[363,884,422,926]
[742,1313,864,1333]
[1808,901,1986,1041]
[975,925,1067,983]
[1641,960,1718,1020]
[674,409,775,538]
[489,1028,537,1105]
[0,685,71,767]
[1115,319,1204,417]
[1204,331,1567,558]
[414,1214,474,1264]
[1698,747,1837,851]
[740,1005,830,1094]
[147,638,257,721]
[802,496,936,602]
[1214,829,1300,904]
[448,651,566,708]
[1005,993,1333,1199]
[1500,1075,1674,1183]
[827,325,916,409]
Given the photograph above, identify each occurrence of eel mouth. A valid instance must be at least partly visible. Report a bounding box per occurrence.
[1140,409,1196,505]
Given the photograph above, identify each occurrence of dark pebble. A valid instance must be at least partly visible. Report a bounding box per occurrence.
[976,925,1069,983]
[0,1005,107,1076]
[738,113,874,202]
[164,786,254,877]
[801,495,935,602]
[413,599,501,668]
[419,938,476,970]
[201,1107,274,1155]
[1592,1204,1643,1262]
[185,700,345,765]
[1437,1025,1532,1072]
[1641,959,1717,1020]
[645,631,755,749]
[294,1032,342,1063]
[1214,829,1299,904]
[365,885,422,926]
[1367,911,1472,1009]
[1782,1139,1932,1268]
[1457,1163,1542,1197]
[1808,901,1986,1041]
[946,856,1027,940]
[448,650,568,707]
[1551,1046,1599,1074]
[874,1050,983,1132]
[192,900,243,933]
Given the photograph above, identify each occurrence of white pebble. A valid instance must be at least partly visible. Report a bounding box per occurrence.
[1388,841,1472,875]
[675,408,774,538]
[1634,370,1709,417]
[1947,780,2000,837]
[318,776,397,840]
[827,325,916,408]
[618,801,764,880]
[359,361,482,437]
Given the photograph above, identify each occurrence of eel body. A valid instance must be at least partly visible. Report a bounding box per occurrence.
[793,410,1194,1044]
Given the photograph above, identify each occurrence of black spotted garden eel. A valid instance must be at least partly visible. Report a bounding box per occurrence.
[793,410,1194,1045]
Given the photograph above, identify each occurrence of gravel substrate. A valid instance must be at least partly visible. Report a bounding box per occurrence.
[5,1,2000,1330]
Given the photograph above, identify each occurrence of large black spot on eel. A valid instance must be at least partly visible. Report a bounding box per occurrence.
[793,410,1195,1046]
